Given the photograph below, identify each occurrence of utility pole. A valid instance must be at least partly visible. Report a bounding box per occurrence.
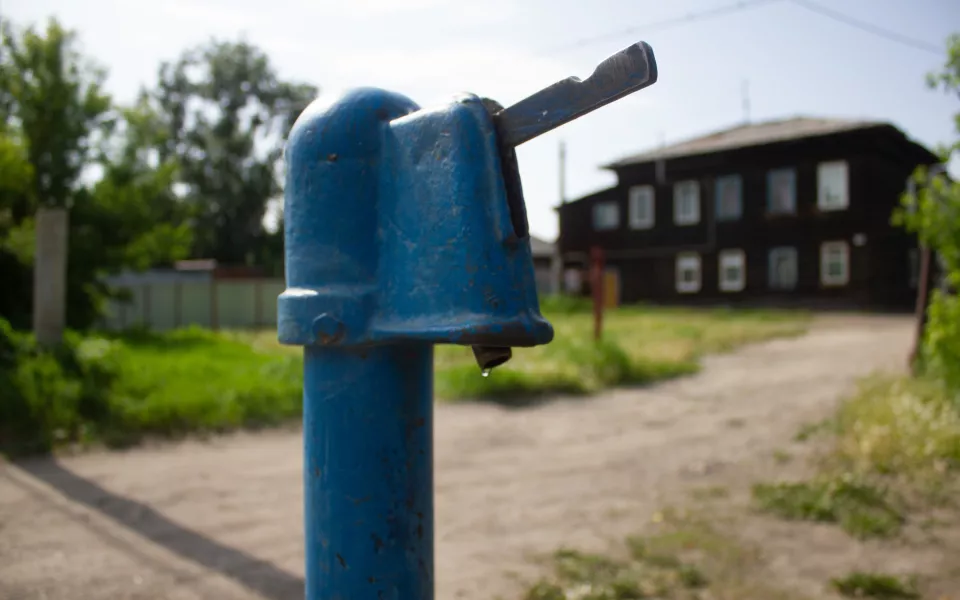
[742,79,751,124]
[551,140,566,295]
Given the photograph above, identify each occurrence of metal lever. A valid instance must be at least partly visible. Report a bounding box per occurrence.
[494,41,658,148]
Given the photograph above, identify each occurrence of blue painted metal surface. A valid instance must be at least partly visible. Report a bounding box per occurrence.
[303,343,433,599]
[281,41,659,600]
[281,88,554,600]
[280,89,553,351]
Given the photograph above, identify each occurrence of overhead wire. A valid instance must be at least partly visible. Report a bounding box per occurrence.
[534,0,943,58]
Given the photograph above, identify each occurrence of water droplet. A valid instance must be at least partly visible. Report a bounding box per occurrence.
[481,368,490,378]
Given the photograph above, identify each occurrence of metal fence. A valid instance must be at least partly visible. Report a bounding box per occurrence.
[99,271,285,331]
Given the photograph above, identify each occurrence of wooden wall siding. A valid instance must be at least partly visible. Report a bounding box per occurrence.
[558,126,935,310]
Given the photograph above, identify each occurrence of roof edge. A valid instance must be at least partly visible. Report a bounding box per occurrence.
[600,117,896,170]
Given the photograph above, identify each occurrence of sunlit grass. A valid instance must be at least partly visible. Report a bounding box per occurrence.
[236,303,809,403]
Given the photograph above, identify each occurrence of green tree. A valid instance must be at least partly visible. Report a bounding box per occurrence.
[149,38,317,267]
[0,17,192,329]
[0,129,35,325]
[0,18,112,210]
[895,33,960,391]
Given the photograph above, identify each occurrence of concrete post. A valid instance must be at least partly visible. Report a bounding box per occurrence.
[33,207,69,345]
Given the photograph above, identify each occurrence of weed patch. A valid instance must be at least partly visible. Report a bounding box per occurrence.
[833,376,960,482]
[522,509,807,600]
[831,571,920,599]
[752,477,904,539]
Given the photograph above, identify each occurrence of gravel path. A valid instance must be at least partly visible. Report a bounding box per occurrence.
[0,315,913,600]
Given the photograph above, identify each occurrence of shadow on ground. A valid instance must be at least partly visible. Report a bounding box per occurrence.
[11,458,304,600]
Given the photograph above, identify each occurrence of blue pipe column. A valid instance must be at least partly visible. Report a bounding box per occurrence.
[279,88,553,600]
[303,344,433,598]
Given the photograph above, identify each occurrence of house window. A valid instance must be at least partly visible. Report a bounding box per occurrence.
[673,180,700,225]
[715,175,742,221]
[719,249,746,292]
[769,247,798,290]
[821,241,850,286]
[767,168,797,215]
[817,161,849,211]
[564,268,583,294]
[628,185,655,229]
[675,252,701,293]
[593,201,619,231]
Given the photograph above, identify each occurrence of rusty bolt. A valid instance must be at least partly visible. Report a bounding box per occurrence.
[312,314,344,345]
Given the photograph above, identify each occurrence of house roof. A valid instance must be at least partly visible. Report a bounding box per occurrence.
[604,116,889,168]
[528,235,555,257]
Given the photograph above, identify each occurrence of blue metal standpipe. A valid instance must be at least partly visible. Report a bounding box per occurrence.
[303,344,433,598]
[280,42,657,600]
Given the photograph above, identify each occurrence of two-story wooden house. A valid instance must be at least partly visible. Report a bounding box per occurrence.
[557,117,940,310]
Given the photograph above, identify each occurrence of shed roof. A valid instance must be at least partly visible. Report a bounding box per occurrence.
[604,116,889,168]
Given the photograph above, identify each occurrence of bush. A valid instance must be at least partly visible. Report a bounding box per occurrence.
[0,317,121,453]
[0,319,302,454]
[919,290,960,392]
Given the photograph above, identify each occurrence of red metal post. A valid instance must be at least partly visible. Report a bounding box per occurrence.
[590,246,605,342]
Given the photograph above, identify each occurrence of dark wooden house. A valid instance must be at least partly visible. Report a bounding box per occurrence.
[557,117,940,310]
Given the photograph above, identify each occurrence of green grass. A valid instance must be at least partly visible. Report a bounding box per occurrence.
[1,324,301,453]
[756,374,960,541]
[831,376,960,482]
[831,572,921,599]
[244,302,808,404]
[752,477,905,539]
[99,327,302,446]
[2,303,808,453]
[523,544,708,600]
[522,508,807,600]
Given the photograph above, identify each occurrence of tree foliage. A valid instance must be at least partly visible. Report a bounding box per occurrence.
[895,33,960,391]
[0,17,193,328]
[0,16,314,330]
[0,18,111,210]
[150,39,316,265]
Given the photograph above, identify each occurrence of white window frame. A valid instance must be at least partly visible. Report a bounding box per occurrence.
[592,201,620,231]
[817,160,849,211]
[675,252,702,293]
[718,249,746,292]
[564,268,583,294]
[768,247,798,290]
[767,168,797,215]
[628,185,655,229]
[820,241,850,286]
[673,180,700,225]
[715,174,742,221]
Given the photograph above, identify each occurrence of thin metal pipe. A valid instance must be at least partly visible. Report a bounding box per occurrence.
[303,343,434,599]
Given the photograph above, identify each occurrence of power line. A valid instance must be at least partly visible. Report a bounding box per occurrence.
[534,0,943,59]
[788,0,943,56]
[535,0,781,56]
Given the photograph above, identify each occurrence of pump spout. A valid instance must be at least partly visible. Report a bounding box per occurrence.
[471,345,512,371]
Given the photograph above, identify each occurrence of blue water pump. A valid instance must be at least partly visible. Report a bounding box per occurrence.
[280,41,658,600]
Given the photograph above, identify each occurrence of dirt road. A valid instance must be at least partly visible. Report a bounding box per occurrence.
[0,315,913,600]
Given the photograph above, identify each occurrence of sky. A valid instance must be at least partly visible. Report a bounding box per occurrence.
[4,0,959,242]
